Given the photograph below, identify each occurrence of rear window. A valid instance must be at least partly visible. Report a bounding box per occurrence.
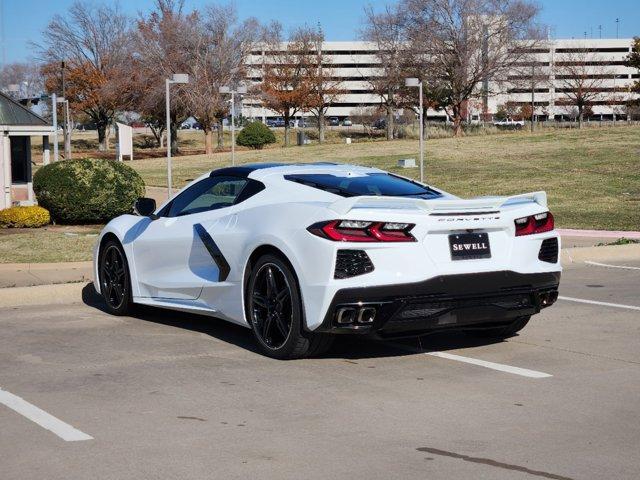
[284,173,442,199]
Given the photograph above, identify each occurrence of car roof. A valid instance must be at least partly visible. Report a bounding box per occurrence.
[209,162,384,180]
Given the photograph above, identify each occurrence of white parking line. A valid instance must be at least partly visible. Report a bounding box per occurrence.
[425,352,552,378]
[585,261,640,271]
[0,387,93,442]
[558,296,640,311]
[390,343,552,378]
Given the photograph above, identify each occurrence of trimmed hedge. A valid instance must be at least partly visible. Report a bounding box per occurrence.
[0,205,50,228]
[236,121,277,149]
[33,159,145,224]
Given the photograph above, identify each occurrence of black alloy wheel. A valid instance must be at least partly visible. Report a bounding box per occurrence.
[99,241,132,315]
[246,254,334,359]
[250,262,293,350]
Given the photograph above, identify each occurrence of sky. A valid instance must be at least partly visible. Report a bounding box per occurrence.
[1,0,639,65]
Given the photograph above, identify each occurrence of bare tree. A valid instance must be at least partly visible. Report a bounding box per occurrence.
[399,54,452,140]
[133,0,194,154]
[507,33,551,130]
[304,27,344,143]
[362,4,407,140]
[260,23,316,146]
[555,48,614,128]
[0,63,44,106]
[182,5,258,154]
[401,0,541,136]
[626,37,640,97]
[350,105,377,136]
[36,1,131,151]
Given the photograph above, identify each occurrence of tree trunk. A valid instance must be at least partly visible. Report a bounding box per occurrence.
[170,122,178,155]
[452,105,464,137]
[106,124,111,150]
[204,128,214,155]
[150,126,162,148]
[318,110,325,143]
[386,105,394,140]
[217,120,224,148]
[159,131,164,149]
[578,107,583,129]
[97,123,108,152]
[422,106,429,140]
[283,113,290,146]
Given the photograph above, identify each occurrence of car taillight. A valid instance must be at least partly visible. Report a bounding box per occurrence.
[515,212,554,236]
[308,220,416,242]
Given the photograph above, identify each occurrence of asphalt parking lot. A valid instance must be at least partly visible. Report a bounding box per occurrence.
[1,260,639,480]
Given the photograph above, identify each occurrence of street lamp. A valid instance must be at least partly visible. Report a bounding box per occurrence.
[165,73,189,198]
[405,78,424,183]
[219,84,247,166]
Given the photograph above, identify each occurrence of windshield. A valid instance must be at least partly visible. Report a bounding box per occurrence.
[284,172,442,199]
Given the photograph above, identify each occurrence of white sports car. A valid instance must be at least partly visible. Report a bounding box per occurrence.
[94,163,561,359]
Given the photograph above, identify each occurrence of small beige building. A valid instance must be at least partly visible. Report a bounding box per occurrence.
[0,92,55,210]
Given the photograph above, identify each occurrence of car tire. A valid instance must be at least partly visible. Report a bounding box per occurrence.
[246,253,334,359]
[467,316,531,339]
[98,239,134,316]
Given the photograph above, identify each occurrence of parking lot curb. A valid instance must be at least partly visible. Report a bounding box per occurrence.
[0,262,93,288]
[0,282,88,308]
[561,243,640,265]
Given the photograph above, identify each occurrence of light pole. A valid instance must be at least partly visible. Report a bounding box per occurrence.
[63,97,71,159]
[165,73,189,198]
[219,85,247,166]
[37,93,62,163]
[405,78,424,183]
[53,95,67,162]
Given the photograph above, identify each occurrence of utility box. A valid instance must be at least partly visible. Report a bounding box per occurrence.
[397,158,416,168]
[345,137,352,144]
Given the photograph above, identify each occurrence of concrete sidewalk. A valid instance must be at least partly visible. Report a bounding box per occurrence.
[0,261,93,288]
[557,228,640,248]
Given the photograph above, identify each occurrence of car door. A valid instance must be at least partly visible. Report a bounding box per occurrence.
[131,175,248,300]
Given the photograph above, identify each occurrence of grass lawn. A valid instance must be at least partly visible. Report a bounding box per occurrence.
[130,125,640,231]
[0,226,100,263]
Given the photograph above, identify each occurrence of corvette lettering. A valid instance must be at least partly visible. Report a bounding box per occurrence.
[437,216,500,222]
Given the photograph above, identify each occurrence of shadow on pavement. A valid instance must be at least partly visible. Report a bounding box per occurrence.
[82,284,503,360]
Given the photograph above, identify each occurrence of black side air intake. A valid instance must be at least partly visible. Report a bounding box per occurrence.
[538,238,559,263]
[335,250,374,279]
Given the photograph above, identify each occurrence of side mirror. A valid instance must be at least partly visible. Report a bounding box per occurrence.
[133,197,157,218]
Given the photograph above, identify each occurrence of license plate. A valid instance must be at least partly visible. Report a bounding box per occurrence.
[449,233,491,260]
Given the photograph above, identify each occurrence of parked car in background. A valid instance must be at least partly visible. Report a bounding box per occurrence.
[266,118,286,127]
[328,117,339,126]
[493,118,524,130]
[342,118,353,127]
[373,118,386,130]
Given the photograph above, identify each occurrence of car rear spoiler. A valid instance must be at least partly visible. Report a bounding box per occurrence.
[328,191,547,215]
